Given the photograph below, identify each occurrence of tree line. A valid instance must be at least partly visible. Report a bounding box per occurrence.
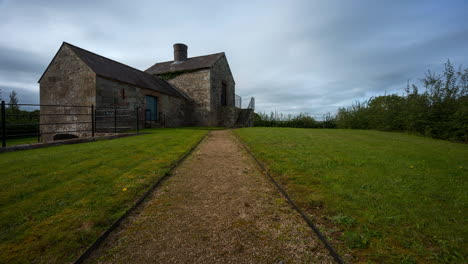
[336,60,467,142]
[254,60,468,142]
[253,111,336,129]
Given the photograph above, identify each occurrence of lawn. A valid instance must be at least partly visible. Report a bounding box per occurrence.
[0,128,209,264]
[3,136,38,146]
[235,128,467,264]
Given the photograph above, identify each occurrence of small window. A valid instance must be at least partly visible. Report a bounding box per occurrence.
[120,89,126,100]
[221,82,227,106]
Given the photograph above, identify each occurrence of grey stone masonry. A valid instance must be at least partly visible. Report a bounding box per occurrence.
[219,106,240,127]
[39,45,96,142]
[210,55,236,126]
[95,76,191,130]
[166,69,212,126]
[161,54,237,127]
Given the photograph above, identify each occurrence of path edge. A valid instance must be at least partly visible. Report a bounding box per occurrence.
[233,131,346,264]
[73,131,210,264]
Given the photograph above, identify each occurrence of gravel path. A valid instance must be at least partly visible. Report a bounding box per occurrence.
[84,130,333,264]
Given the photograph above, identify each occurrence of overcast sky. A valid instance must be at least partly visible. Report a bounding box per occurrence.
[1,0,467,118]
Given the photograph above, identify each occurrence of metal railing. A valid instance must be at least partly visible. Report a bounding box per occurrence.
[0,101,144,147]
[247,97,255,110]
[234,94,255,110]
[235,94,242,108]
[95,107,140,134]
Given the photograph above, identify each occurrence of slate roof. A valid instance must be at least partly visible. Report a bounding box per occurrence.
[145,52,225,75]
[39,42,186,98]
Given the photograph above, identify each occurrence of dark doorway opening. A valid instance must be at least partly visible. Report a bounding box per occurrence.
[221,82,227,106]
[53,134,79,141]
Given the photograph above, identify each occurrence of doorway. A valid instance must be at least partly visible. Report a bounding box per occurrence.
[145,95,158,122]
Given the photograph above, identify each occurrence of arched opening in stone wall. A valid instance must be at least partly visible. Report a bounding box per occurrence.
[53,134,79,141]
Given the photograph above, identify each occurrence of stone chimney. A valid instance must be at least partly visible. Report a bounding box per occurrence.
[173,43,188,63]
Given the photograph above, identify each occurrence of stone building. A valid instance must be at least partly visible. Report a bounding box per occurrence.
[38,42,253,142]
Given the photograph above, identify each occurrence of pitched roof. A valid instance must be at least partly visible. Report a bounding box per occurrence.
[40,42,186,98]
[145,52,225,75]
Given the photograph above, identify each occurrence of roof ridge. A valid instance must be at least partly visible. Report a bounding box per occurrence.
[59,42,186,98]
[152,52,225,65]
[63,42,154,77]
[145,51,226,74]
[64,42,191,96]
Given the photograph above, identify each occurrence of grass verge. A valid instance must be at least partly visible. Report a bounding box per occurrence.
[0,128,208,263]
[234,128,467,263]
[4,136,38,146]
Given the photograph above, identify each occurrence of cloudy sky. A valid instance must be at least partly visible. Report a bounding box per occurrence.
[1,0,467,118]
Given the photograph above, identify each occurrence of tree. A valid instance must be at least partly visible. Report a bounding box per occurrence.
[321,112,337,128]
[8,90,19,112]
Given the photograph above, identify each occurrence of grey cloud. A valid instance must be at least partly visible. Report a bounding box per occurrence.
[0,85,38,104]
[0,0,467,117]
[0,46,43,74]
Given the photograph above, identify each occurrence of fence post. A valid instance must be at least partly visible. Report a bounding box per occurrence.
[1,101,5,147]
[91,104,95,137]
[35,104,40,143]
[136,107,139,133]
[114,106,117,133]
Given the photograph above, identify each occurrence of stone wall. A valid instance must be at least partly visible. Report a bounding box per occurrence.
[154,55,237,127]
[96,76,191,129]
[165,69,213,126]
[210,55,236,126]
[237,109,254,127]
[143,87,192,128]
[39,45,96,142]
[219,106,240,127]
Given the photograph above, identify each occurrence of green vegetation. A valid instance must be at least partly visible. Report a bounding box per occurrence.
[0,128,208,263]
[2,90,40,138]
[253,61,467,143]
[254,112,336,128]
[235,128,467,263]
[2,108,40,138]
[336,60,468,142]
[4,136,38,146]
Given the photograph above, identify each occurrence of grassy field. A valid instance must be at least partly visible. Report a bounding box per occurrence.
[4,136,38,146]
[235,128,467,264]
[0,128,209,264]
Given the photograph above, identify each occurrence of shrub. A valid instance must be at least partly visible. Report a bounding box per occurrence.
[335,60,468,142]
[254,112,322,128]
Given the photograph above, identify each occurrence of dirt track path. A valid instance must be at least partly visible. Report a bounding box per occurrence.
[85,130,333,264]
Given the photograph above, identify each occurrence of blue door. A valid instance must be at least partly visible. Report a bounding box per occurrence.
[145,96,158,121]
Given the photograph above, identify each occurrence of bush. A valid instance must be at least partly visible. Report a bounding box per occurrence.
[254,112,321,128]
[4,108,40,138]
[336,60,468,142]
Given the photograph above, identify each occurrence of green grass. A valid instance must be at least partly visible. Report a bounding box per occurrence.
[0,128,209,263]
[234,128,467,263]
[4,136,38,146]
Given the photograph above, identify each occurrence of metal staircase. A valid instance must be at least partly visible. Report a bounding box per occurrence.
[234,97,255,127]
